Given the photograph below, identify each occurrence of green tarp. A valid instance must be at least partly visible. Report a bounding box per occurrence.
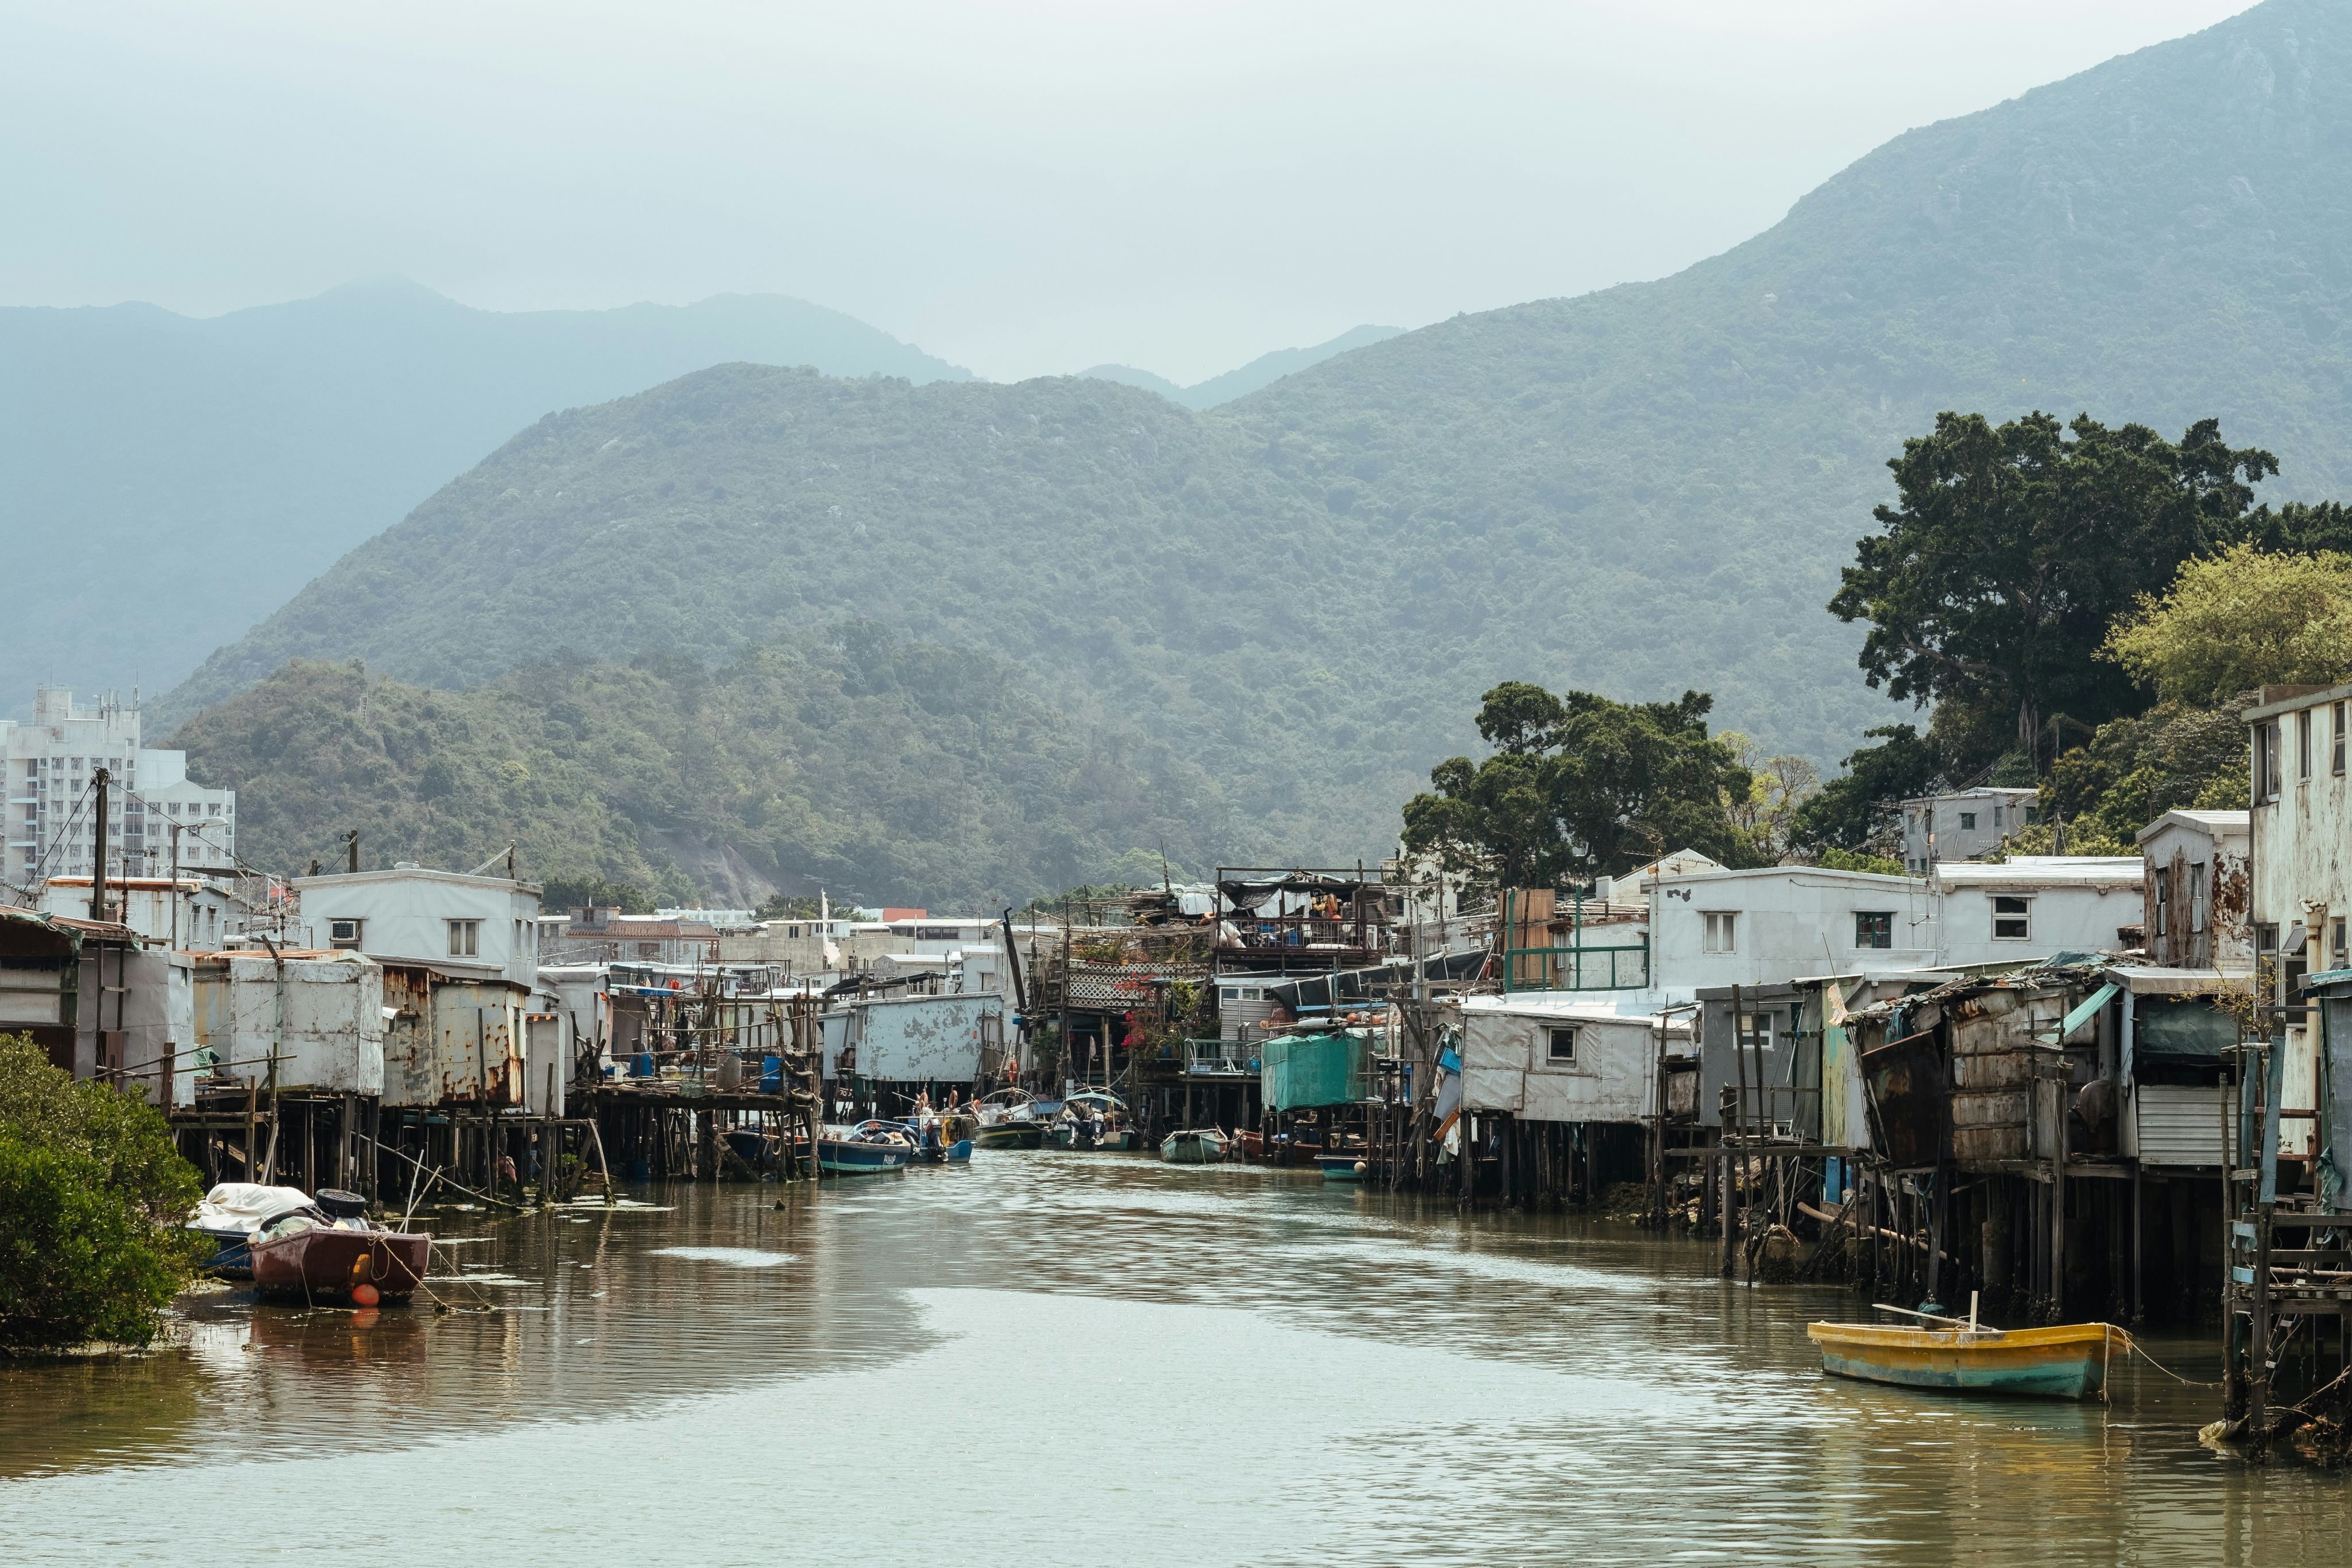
[1261,1029,1373,1111]
[2136,997,2239,1059]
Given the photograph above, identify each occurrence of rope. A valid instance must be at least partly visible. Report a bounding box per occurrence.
[2125,1333,2223,1388]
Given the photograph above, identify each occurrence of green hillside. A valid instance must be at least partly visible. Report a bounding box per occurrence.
[1,280,970,711]
[167,0,2352,878]
[172,634,1234,910]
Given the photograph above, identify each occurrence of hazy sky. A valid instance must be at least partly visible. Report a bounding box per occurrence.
[4,1,2251,384]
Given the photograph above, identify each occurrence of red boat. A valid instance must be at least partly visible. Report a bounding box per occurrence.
[247,1189,431,1304]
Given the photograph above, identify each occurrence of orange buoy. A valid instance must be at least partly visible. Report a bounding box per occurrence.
[350,1282,381,1307]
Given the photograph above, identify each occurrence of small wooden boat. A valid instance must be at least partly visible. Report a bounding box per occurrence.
[973,1089,1046,1149]
[1160,1128,1231,1164]
[1049,1091,1135,1151]
[247,1191,430,1304]
[817,1120,917,1175]
[1806,1314,2125,1399]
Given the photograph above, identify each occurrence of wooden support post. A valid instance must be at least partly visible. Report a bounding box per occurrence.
[1718,1090,1736,1279]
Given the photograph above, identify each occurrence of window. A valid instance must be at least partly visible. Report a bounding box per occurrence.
[328,918,362,950]
[1546,1026,1577,1063]
[1959,811,1978,831]
[447,919,479,958]
[1221,987,1239,1002]
[2336,703,2347,776]
[2024,806,2040,825]
[1737,1011,1775,1051]
[1993,806,2005,828]
[2189,864,2207,934]
[1855,911,1893,950]
[1701,911,1738,953]
[2257,720,2284,801]
[2335,919,2347,970]
[2153,871,2169,938]
[1993,896,2032,941]
[2300,709,2314,780]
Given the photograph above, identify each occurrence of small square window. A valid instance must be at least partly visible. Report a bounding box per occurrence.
[1855,911,1893,950]
[2024,806,2040,825]
[1959,812,1977,830]
[1737,1011,1775,1051]
[1993,896,2032,941]
[1546,1026,1577,1063]
[448,918,479,958]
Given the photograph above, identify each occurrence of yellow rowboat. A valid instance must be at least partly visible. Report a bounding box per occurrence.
[1806,1318,2127,1400]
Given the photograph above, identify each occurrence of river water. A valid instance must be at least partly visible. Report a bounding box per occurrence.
[2,1153,2345,1563]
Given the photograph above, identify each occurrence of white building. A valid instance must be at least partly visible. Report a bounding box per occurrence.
[290,862,544,988]
[1645,865,1937,998]
[2240,683,2352,1153]
[2136,810,2251,973]
[1588,854,2147,1006]
[1,686,235,889]
[1897,787,2040,872]
[1458,992,1692,1128]
[1931,857,2146,967]
[37,874,249,950]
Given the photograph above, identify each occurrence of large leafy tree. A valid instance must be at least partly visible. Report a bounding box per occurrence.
[1402,682,1755,886]
[1787,723,1943,854]
[1829,412,2277,769]
[2102,542,2352,706]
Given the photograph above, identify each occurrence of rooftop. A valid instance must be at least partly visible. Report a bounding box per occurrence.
[1936,857,2142,887]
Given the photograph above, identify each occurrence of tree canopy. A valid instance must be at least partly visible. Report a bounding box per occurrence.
[1402,683,1756,886]
[2102,542,2352,706]
[1829,411,2278,771]
[1786,723,1944,855]
[0,1035,207,1350]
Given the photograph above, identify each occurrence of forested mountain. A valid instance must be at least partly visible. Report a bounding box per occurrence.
[1078,324,1405,409]
[0,281,969,710]
[175,634,1233,911]
[167,0,2352,892]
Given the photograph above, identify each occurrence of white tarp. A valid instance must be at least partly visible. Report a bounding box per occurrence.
[189,1182,314,1235]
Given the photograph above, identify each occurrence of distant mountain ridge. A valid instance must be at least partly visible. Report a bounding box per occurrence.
[165,0,2352,894]
[0,280,970,713]
[1078,324,1405,408]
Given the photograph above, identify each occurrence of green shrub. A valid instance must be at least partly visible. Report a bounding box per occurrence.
[0,1034,208,1350]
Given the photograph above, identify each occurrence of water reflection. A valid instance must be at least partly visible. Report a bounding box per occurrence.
[1,1153,2346,1565]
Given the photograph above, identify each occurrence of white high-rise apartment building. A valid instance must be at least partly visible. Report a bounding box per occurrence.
[1,687,237,892]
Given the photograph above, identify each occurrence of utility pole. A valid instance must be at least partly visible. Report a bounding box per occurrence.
[347,828,360,874]
[88,766,111,921]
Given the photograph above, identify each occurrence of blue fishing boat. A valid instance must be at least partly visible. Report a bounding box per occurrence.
[1316,1152,1371,1182]
[817,1120,918,1175]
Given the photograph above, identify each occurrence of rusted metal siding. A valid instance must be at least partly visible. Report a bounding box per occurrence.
[378,963,526,1106]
